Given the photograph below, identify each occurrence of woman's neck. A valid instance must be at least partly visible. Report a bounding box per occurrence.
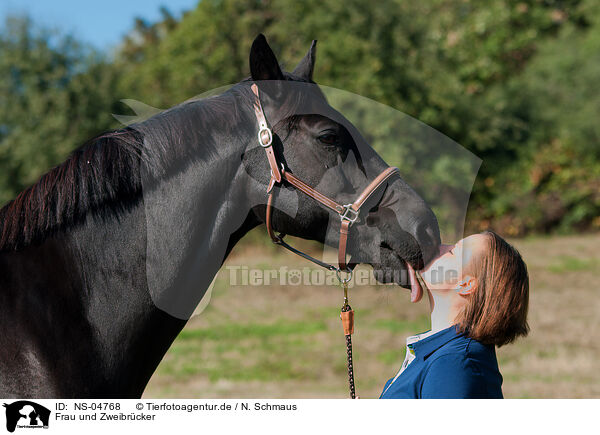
[427,290,462,333]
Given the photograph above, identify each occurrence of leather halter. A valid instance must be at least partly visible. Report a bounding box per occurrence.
[251,83,399,273]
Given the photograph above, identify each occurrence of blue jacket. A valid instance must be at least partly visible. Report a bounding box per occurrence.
[379,324,503,399]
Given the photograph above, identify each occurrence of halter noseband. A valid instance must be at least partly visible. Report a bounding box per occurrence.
[251,83,399,273]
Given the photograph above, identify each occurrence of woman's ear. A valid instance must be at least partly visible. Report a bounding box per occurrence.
[455,276,477,296]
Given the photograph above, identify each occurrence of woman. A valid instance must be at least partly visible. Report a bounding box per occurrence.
[379,230,529,399]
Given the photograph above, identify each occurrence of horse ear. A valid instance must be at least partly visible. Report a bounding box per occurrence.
[249,34,284,81]
[292,40,317,81]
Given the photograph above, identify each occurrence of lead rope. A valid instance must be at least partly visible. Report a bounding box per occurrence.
[338,272,356,399]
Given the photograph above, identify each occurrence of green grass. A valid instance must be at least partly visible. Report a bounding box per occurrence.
[146,233,600,398]
[547,255,598,273]
[178,319,327,341]
[372,315,430,333]
[157,319,328,382]
[377,349,406,365]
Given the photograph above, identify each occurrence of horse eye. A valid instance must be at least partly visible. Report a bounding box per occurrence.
[318,133,339,146]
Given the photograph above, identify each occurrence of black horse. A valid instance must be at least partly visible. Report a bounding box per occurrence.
[0,35,440,398]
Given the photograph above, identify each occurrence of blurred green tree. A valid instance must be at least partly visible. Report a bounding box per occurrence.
[1,0,598,235]
[0,16,122,205]
[112,0,591,235]
[469,0,600,234]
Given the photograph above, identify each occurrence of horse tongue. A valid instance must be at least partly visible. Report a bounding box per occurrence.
[406,261,423,303]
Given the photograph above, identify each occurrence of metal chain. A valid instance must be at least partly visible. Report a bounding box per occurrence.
[341,303,356,399]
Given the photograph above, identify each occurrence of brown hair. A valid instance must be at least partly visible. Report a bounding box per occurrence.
[455,230,530,347]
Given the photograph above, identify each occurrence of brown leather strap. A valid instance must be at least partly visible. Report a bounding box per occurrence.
[351,167,399,211]
[340,309,354,335]
[338,219,351,271]
[266,189,279,243]
[282,171,344,214]
[251,83,281,184]
[266,182,339,271]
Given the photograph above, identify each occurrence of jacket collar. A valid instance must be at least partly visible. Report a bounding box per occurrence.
[411,324,465,360]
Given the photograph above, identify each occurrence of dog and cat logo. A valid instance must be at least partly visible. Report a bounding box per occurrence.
[2,401,50,432]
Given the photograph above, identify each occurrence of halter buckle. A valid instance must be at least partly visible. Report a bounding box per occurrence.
[340,204,359,225]
[258,126,273,147]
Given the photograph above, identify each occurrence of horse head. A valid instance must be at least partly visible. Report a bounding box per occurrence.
[242,35,440,301]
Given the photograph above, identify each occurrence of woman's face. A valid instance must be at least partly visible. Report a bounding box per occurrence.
[421,233,488,289]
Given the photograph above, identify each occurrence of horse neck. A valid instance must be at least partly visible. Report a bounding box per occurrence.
[140,137,261,320]
[2,114,260,398]
[74,122,261,396]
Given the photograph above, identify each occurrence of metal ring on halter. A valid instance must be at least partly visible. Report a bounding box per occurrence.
[336,268,353,285]
[258,126,273,147]
[340,204,359,225]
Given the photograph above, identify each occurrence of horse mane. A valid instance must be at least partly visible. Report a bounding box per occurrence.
[0,86,250,252]
[0,75,313,252]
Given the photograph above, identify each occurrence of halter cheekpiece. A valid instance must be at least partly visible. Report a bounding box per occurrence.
[251,83,400,273]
